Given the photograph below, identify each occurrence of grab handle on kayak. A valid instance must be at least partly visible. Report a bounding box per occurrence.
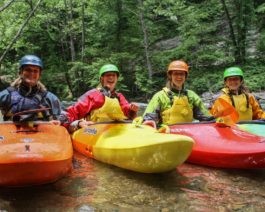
[13,122,40,133]
[13,129,40,133]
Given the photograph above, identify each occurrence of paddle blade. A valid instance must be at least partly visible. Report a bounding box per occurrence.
[210,98,239,126]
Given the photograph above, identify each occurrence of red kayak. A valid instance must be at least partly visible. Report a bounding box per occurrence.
[168,122,265,169]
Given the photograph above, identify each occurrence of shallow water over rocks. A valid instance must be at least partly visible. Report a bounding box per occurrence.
[0,152,264,211]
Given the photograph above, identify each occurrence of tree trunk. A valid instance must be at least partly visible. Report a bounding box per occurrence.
[69,0,76,61]
[221,0,253,64]
[81,0,85,62]
[115,0,122,52]
[25,0,34,11]
[63,0,80,97]
[63,0,76,62]
[233,0,245,64]
[238,0,252,64]
[220,0,241,64]
[65,71,75,98]
[60,37,75,98]
[0,0,15,12]
[138,0,153,80]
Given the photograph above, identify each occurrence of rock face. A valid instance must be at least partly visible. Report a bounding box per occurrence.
[152,37,180,51]
[252,92,265,109]
[201,92,215,109]
[253,91,265,100]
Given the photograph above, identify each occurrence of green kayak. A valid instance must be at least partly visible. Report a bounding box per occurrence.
[237,120,265,137]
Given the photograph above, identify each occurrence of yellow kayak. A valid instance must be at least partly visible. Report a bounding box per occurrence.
[72,122,194,173]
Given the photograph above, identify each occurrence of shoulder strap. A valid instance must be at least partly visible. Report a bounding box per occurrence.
[35,90,48,103]
[183,89,190,104]
[183,89,188,96]
[113,92,120,102]
[37,91,52,119]
[245,93,250,108]
[228,91,236,107]
[163,87,174,106]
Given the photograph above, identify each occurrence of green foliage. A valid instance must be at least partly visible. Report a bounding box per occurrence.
[0,0,265,101]
[186,67,224,95]
[242,63,265,91]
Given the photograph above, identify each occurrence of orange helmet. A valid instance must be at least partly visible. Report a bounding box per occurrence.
[167,60,189,75]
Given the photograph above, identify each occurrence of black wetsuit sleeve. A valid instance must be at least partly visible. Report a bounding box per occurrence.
[193,106,215,121]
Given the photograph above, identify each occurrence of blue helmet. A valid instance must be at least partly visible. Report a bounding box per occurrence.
[19,55,43,70]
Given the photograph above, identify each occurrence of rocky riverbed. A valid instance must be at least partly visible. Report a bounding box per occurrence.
[0,152,264,211]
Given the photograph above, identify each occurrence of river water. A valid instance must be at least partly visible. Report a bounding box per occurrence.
[0,152,264,211]
[0,104,265,211]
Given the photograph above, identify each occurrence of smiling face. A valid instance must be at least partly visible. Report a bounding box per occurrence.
[170,70,186,90]
[225,76,242,92]
[100,72,118,91]
[20,65,41,87]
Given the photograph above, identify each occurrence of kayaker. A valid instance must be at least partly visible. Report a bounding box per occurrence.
[0,55,61,124]
[136,60,214,127]
[210,67,265,121]
[62,64,139,132]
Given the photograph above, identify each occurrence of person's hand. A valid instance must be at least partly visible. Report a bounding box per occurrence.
[211,109,225,118]
[78,120,94,128]
[143,120,157,129]
[130,103,139,112]
[133,116,143,125]
[259,118,265,122]
[158,124,170,133]
[49,120,61,125]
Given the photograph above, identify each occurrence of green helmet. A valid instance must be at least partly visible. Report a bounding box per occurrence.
[223,67,244,80]
[99,64,120,78]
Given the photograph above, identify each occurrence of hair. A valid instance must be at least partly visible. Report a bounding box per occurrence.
[238,83,250,94]
[166,78,175,90]
[96,83,103,89]
[11,77,47,92]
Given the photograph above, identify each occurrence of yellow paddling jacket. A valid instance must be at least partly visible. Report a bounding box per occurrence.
[214,88,265,121]
[88,96,127,122]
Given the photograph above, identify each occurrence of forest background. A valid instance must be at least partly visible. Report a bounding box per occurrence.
[0,0,265,103]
